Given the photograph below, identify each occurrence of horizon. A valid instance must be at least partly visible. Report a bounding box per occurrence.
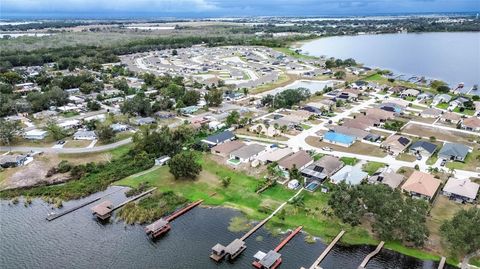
[1,0,479,19]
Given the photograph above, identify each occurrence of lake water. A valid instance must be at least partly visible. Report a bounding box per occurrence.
[260,79,337,97]
[300,32,480,88]
[0,186,454,269]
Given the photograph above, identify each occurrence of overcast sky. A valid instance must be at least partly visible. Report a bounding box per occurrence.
[2,0,479,18]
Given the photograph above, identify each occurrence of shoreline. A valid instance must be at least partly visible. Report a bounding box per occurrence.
[292,32,480,89]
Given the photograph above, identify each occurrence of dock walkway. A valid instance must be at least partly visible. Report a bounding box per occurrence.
[111,187,157,211]
[358,241,384,269]
[46,197,100,221]
[438,257,446,269]
[307,230,345,269]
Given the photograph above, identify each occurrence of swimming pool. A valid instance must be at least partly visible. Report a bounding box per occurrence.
[305,181,320,192]
[323,131,355,146]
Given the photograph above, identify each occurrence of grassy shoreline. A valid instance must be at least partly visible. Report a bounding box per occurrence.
[115,153,456,266]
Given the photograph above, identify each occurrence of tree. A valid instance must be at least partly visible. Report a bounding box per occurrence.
[114,78,129,93]
[441,208,480,257]
[181,90,201,106]
[44,120,68,141]
[436,85,450,93]
[0,71,22,85]
[168,151,202,180]
[97,125,115,142]
[204,87,223,107]
[334,71,346,79]
[0,119,21,147]
[121,95,152,116]
[328,181,365,226]
[226,111,240,126]
[87,100,101,111]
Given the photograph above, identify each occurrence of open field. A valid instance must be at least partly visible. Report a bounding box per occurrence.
[250,74,297,94]
[63,140,92,148]
[306,136,388,157]
[426,196,474,255]
[402,123,478,147]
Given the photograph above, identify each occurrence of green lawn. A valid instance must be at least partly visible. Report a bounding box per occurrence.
[301,124,312,130]
[340,157,359,166]
[436,103,449,110]
[362,161,386,175]
[273,47,318,60]
[364,73,383,81]
[453,107,476,116]
[446,150,480,172]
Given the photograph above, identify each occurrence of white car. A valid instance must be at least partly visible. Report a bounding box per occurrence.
[322,147,332,151]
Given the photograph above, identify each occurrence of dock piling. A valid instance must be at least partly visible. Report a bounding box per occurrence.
[307,230,345,269]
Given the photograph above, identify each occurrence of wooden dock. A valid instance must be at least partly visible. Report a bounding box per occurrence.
[111,187,157,211]
[307,230,345,269]
[46,197,100,221]
[438,257,446,269]
[357,241,385,269]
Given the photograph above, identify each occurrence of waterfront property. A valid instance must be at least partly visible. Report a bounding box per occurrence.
[330,165,368,185]
[301,155,344,183]
[401,171,441,201]
[442,178,479,203]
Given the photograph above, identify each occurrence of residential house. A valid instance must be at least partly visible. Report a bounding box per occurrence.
[179,105,199,115]
[416,92,433,101]
[450,97,470,109]
[400,89,420,98]
[331,125,371,141]
[322,131,356,147]
[475,101,480,116]
[461,117,480,132]
[202,130,236,147]
[301,155,344,182]
[277,150,313,177]
[225,92,245,101]
[73,130,97,140]
[381,135,411,156]
[110,123,129,132]
[388,86,407,95]
[380,102,405,114]
[229,144,266,163]
[211,140,246,158]
[409,140,438,157]
[432,94,452,105]
[256,148,293,164]
[0,154,28,168]
[438,142,470,162]
[401,171,441,201]
[58,119,80,130]
[420,108,442,118]
[33,110,58,120]
[133,117,156,126]
[442,178,479,203]
[368,168,405,189]
[330,165,368,185]
[364,108,395,122]
[24,129,48,140]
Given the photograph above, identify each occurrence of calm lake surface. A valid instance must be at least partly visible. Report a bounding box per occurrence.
[0,186,454,269]
[300,32,480,88]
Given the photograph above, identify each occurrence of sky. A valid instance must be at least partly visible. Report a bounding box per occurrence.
[1,0,479,19]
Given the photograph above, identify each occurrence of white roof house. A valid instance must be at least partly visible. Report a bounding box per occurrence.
[58,119,80,129]
[73,130,97,140]
[442,178,479,203]
[24,129,48,140]
[330,165,368,185]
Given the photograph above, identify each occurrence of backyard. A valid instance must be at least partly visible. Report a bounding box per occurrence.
[306,136,388,157]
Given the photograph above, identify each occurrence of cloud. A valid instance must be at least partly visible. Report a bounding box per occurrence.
[1,0,479,17]
[2,0,218,13]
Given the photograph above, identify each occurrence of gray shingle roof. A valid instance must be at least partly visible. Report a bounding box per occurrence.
[410,141,438,154]
[438,143,469,159]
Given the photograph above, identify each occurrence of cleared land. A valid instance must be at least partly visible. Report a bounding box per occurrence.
[402,123,477,147]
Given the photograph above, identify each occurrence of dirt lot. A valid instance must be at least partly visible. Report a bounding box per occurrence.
[306,136,388,157]
[402,123,478,147]
[0,151,116,190]
[426,196,474,253]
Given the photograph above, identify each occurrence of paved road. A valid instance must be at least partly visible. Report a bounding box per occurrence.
[1,138,132,154]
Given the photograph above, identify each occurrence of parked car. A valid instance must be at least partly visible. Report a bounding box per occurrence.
[57,140,66,145]
[416,154,422,160]
[440,159,447,167]
[322,147,332,151]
